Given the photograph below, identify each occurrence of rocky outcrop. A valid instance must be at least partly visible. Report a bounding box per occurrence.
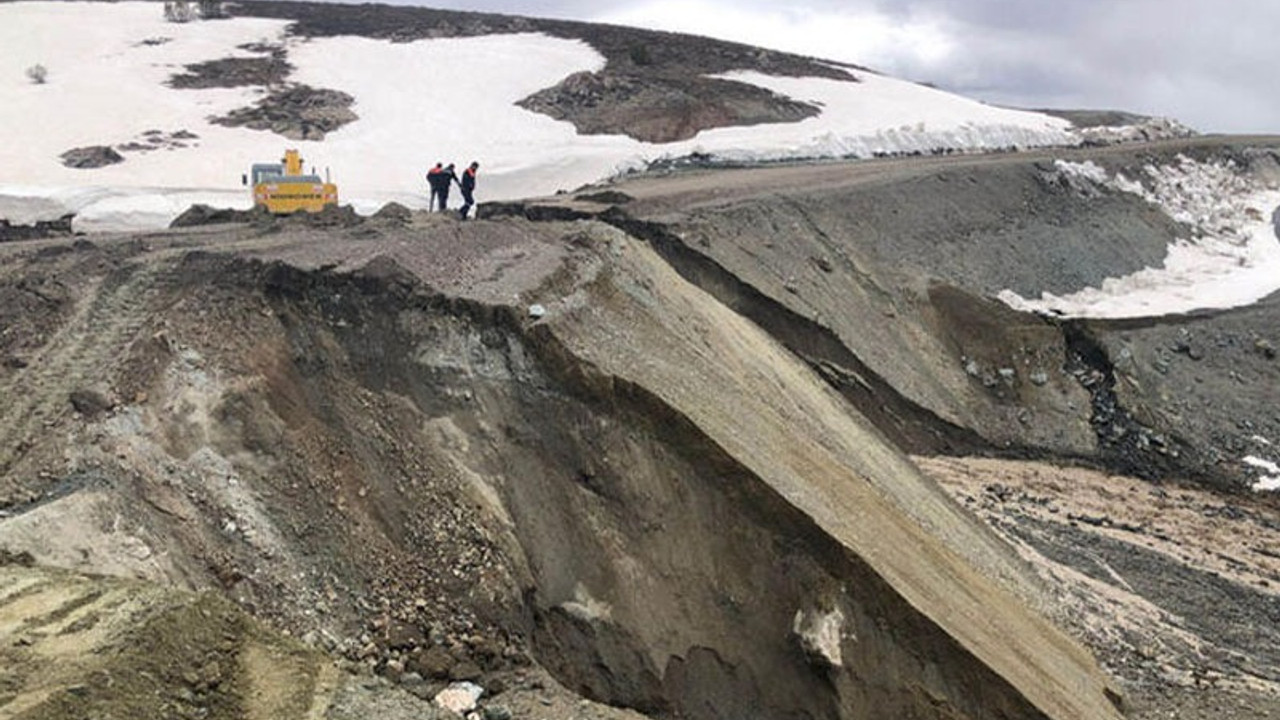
[168,52,292,89]
[59,145,123,168]
[518,71,822,143]
[210,84,357,140]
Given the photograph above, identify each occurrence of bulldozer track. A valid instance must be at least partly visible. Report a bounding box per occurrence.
[0,259,174,473]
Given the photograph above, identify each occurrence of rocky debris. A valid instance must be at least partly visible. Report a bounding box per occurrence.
[372,202,414,225]
[211,84,357,140]
[1256,338,1277,360]
[116,129,200,154]
[0,214,74,242]
[170,203,263,227]
[296,202,363,227]
[0,548,36,565]
[922,456,1280,720]
[170,202,364,229]
[59,145,124,168]
[169,53,291,89]
[68,387,113,417]
[1062,325,1185,479]
[518,71,821,143]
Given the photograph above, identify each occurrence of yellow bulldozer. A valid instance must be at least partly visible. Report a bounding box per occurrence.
[243,149,338,213]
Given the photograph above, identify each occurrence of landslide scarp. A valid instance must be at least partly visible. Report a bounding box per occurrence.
[590,137,1280,491]
[0,214,1120,720]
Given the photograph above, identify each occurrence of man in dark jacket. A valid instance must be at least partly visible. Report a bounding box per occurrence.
[426,162,445,211]
[426,162,460,212]
[440,163,460,211]
[459,161,479,220]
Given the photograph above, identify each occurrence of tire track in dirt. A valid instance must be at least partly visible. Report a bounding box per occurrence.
[0,260,172,473]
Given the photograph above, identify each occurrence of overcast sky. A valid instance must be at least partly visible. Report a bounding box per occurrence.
[377,0,1278,134]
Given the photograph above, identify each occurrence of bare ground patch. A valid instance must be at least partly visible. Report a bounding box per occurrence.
[917,455,1280,719]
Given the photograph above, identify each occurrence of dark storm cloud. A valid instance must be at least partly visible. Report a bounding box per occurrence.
[358,0,1280,133]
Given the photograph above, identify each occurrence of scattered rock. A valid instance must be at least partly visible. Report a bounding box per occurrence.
[385,620,425,650]
[792,607,845,668]
[481,704,513,720]
[211,84,358,141]
[0,549,36,566]
[372,202,413,224]
[434,681,484,714]
[0,214,74,242]
[171,204,259,228]
[68,387,112,417]
[60,145,124,169]
[408,646,454,679]
[169,55,291,89]
[450,660,483,682]
[1256,339,1276,360]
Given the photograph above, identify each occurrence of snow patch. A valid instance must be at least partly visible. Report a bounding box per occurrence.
[1000,155,1280,319]
[1054,159,1108,184]
[1244,456,1280,492]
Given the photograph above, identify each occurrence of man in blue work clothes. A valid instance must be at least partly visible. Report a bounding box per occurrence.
[459,161,479,220]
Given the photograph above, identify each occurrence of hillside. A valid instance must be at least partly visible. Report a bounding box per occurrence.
[2,2,1280,719]
[1,134,1279,719]
[0,0,1189,232]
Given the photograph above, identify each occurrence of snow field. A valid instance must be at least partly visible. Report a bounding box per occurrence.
[1,1,1072,232]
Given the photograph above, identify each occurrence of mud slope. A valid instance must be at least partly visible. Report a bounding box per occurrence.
[568,136,1280,489]
[0,212,1119,719]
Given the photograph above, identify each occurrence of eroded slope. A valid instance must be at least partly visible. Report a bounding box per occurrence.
[0,209,1119,719]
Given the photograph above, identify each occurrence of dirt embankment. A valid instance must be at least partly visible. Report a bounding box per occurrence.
[0,207,1120,720]
[555,138,1280,492]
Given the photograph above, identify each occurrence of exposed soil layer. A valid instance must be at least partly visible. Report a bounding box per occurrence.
[554,136,1280,492]
[0,207,1118,720]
